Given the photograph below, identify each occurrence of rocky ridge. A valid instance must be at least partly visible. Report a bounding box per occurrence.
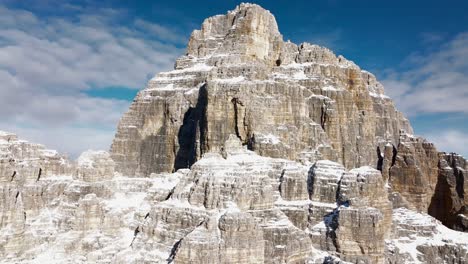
[1,3,467,264]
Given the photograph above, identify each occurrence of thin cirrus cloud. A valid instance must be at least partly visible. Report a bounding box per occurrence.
[382,32,468,115]
[382,32,468,157]
[426,130,468,158]
[0,5,186,158]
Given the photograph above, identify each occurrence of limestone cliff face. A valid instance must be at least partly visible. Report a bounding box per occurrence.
[1,131,466,263]
[110,2,468,231]
[1,3,468,264]
[110,3,412,177]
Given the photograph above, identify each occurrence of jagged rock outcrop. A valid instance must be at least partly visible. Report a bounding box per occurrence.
[385,131,468,230]
[110,3,412,177]
[75,150,115,182]
[429,153,468,231]
[0,131,73,183]
[0,129,467,263]
[386,208,468,263]
[1,3,468,264]
[307,162,392,263]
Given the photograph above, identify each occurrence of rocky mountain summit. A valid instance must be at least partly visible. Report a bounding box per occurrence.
[1,3,467,264]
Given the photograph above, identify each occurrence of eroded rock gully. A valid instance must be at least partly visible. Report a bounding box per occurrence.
[1,3,468,264]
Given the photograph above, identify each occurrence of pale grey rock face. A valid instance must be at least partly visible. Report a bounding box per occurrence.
[0,131,73,183]
[383,131,468,231]
[110,2,412,177]
[0,131,468,263]
[75,150,115,182]
[386,208,468,263]
[307,161,392,264]
[2,2,468,264]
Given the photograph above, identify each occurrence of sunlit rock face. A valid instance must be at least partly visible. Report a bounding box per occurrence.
[1,3,468,264]
[75,150,115,182]
[110,2,412,177]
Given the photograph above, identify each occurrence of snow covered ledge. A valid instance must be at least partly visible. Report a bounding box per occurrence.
[386,208,468,263]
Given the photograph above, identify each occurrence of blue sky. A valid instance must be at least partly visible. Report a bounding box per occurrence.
[0,0,467,158]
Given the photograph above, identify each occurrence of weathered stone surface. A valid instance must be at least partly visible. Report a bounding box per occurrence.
[429,152,468,231]
[387,132,439,212]
[110,3,412,177]
[75,150,115,182]
[386,208,468,263]
[0,131,73,183]
[307,161,392,263]
[1,131,467,263]
[174,210,265,264]
[2,3,468,264]
[386,131,468,231]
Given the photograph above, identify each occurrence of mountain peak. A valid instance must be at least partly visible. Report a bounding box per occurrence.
[184,3,282,66]
[2,4,465,264]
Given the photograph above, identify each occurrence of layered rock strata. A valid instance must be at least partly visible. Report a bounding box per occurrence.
[110,2,468,232]
[1,131,468,263]
[110,3,412,176]
[1,2,468,264]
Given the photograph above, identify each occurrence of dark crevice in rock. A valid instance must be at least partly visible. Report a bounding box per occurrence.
[323,256,338,264]
[307,165,316,199]
[376,146,383,171]
[36,168,42,182]
[320,104,328,130]
[247,134,255,151]
[174,107,197,169]
[130,226,140,246]
[451,157,465,199]
[174,84,208,171]
[359,245,365,255]
[276,58,282,66]
[11,171,16,181]
[336,177,346,206]
[231,97,245,143]
[165,187,176,201]
[278,169,286,194]
[15,191,20,203]
[391,145,398,167]
[428,166,453,227]
[144,212,150,219]
[167,239,183,263]
[324,208,340,252]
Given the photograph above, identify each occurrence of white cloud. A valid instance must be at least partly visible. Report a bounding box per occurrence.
[426,130,468,159]
[381,33,468,157]
[382,32,468,116]
[0,5,186,158]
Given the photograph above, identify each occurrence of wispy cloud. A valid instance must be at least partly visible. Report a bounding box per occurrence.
[382,32,468,157]
[0,4,186,158]
[382,32,468,116]
[420,32,445,45]
[426,130,468,158]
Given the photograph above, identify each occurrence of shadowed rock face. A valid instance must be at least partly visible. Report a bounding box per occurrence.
[384,132,468,230]
[110,3,412,177]
[429,153,468,231]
